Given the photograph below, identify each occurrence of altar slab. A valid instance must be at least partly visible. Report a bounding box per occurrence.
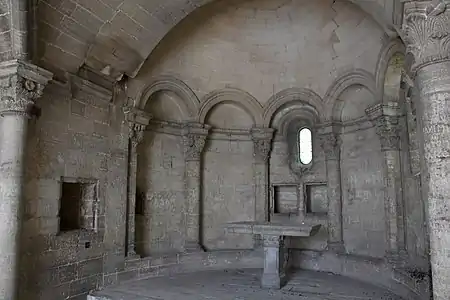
[225,221,321,236]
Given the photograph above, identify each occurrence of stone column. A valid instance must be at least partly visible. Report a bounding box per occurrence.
[403,1,450,298]
[124,108,151,257]
[0,60,52,300]
[366,104,406,263]
[251,128,274,223]
[261,235,286,289]
[318,129,344,253]
[182,122,210,252]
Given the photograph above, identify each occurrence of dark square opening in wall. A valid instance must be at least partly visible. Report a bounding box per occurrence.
[60,183,82,231]
[59,178,98,233]
[304,182,328,215]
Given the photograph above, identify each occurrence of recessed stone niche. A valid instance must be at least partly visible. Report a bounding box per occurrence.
[303,182,328,215]
[270,184,299,220]
[58,177,98,233]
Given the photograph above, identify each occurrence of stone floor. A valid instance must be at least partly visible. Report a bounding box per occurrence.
[90,269,404,300]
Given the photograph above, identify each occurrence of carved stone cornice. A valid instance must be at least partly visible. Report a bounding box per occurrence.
[319,133,341,161]
[251,127,274,163]
[402,1,450,74]
[181,122,211,161]
[0,60,52,117]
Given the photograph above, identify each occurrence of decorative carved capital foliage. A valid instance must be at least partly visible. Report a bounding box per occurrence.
[182,123,210,161]
[262,235,284,247]
[124,107,152,148]
[128,123,146,148]
[319,133,341,160]
[402,0,450,73]
[251,127,274,163]
[374,116,402,151]
[0,60,52,116]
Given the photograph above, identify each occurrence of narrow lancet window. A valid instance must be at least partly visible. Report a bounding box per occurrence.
[298,128,312,165]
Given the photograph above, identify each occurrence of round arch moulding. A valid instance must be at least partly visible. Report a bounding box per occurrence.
[198,88,264,126]
[262,87,325,127]
[324,69,377,121]
[374,38,406,101]
[137,75,201,119]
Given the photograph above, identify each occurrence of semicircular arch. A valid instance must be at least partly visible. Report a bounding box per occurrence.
[324,69,376,121]
[198,88,264,126]
[263,88,325,127]
[137,75,200,119]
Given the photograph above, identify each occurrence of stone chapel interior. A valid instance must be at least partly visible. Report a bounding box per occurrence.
[0,0,448,299]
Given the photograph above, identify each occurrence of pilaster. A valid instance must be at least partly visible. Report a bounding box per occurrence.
[181,122,210,251]
[124,107,152,257]
[366,103,407,264]
[318,126,344,253]
[402,2,450,298]
[0,60,52,300]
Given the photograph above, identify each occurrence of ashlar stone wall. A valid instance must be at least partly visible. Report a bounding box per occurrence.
[18,78,129,299]
[136,128,186,255]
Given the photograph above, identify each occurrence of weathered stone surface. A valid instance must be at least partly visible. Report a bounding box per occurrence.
[89,269,405,300]
[0,1,443,299]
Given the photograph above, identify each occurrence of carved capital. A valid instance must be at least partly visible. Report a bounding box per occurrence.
[0,60,52,117]
[262,235,284,247]
[319,133,341,160]
[124,107,152,148]
[374,116,402,151]
[402,1,450,73]
[251,127,274,163]
[182,123,210,161]
[129,123,146,148]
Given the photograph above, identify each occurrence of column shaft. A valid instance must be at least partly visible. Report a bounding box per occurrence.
[0,115,28,300]
[126,139,138,256]
[184,160,201,249]
[416,61,450,299]
[382,149,405,255]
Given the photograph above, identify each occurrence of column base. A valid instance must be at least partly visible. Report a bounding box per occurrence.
[386,250,408,269]
[327,241,345,254]
[184,241,206,253]
[261,272,287,289]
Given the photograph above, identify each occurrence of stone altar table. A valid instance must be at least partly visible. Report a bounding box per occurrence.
[225,221,321,289]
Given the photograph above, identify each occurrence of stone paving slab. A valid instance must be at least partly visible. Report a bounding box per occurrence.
[90,269,404,300]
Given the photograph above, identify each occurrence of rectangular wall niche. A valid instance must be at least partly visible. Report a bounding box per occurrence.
[271,184,299,217]
[304,182,328,215]
[59,177,98,233]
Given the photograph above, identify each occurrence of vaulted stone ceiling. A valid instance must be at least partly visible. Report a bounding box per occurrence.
[35,0,403,81]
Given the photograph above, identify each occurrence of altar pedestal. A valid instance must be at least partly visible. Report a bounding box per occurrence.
[225,221,321,289]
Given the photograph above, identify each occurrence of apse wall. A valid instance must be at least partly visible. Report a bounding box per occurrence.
[136,92,187,255]
[130,0,386,103]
